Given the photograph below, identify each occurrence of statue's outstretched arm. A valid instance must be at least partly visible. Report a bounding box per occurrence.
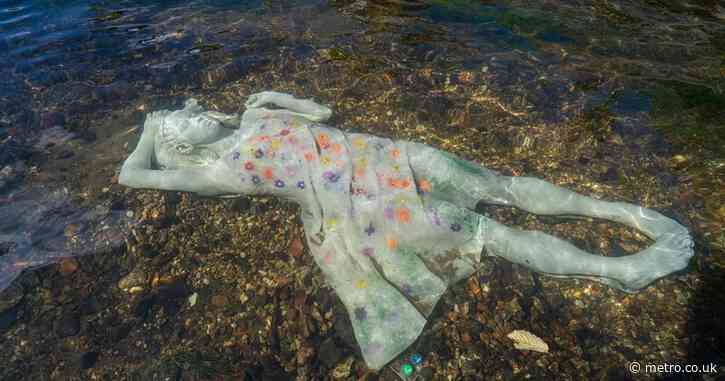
[244,91,332,122]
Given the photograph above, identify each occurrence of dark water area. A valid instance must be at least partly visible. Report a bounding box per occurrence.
[1,0,724,379]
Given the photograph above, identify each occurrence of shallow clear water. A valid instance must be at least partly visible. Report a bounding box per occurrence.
[0,0,723,379]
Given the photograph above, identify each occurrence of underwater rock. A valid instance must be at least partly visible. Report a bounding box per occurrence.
[40,111,65,130]
[0,282,24,313]
[55,314,81,338]
[0,162,24,190]
[79,351,99,369]
[507,329,549,353]
[318,337,343,368]
[203,57,269,87]
[118,265,149,293]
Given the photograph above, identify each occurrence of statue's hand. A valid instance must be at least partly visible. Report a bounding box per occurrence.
[245,91,287,109]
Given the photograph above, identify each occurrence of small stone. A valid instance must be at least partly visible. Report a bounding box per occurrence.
[55,314,81,338]
[0,283,24,313]
[128,286,144,294]
[289,237,304,258]
[40,112,65,129]
[58,258,79,276]
[80,351,99,369]
[671,154,688,166]
[188,292,198,307]
[332,357,354,379]
[211,294,228,307]
[461,332,473,344]
[318,338,343,368]
[118,266,148,292]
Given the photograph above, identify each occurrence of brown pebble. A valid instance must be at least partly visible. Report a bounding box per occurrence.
[461,332,473,344]
[59,258,79,276]
[211,294,229,307]
[289,237,304,258]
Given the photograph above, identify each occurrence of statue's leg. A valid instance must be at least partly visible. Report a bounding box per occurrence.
[406,142,694,291]
[482,217,692,292]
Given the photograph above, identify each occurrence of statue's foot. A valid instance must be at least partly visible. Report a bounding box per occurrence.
[609,229,694,292]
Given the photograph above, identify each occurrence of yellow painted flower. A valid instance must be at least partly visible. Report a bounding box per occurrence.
[327,218,337,229]
[270,139,281,150]
[355,279,368,289]
[321,156,331,166]
[352,137,367,150]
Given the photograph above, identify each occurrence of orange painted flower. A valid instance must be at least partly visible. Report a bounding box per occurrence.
[262,168,274,179]
[331,143,343,155]
[396,207,411,223]
[304,151,315,162]
[391,148,400,159]
[316,133,330,149]
[387,238,397,250]
[400,178,411,189]
[419,178,431,192]
[355,168,366,179]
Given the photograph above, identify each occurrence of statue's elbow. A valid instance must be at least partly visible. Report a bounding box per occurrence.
[118,168,136,188]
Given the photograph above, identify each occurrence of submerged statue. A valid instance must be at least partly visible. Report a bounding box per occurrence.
[119,91,694,370]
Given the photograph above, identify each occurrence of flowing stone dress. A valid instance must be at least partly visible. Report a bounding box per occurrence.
[221,110,487,369]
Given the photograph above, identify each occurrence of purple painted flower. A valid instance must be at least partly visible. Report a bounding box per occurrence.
[297,181,305,189]
[384,207,395,220]
[362,247,374,257]
[323,171,340,183]
[364,222,375,236]
[254,149,264,158]
[232,152,240,160]
[354,307,367,321]
[274,179,285,188]
[251,175,261,185]
[451,223,462,232]
[427,208,441,226]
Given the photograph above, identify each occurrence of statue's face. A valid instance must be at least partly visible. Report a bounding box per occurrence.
[156,112,235,169]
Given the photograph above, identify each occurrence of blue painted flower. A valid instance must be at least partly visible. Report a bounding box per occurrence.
[274,179,285,188]
[254,149,264,158]
[297,181,305,189]
[364,222,375,236]
[451,223,462,232]
[252,175,261,185]
[232,152,240,160]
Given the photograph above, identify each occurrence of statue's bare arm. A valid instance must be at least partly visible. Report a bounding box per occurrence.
[244,91,332,122]
[118,113,233,196]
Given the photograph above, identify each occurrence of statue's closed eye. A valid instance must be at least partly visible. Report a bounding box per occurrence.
[175,142,194,154]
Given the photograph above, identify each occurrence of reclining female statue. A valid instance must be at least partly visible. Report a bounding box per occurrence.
[119,91,694,370]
